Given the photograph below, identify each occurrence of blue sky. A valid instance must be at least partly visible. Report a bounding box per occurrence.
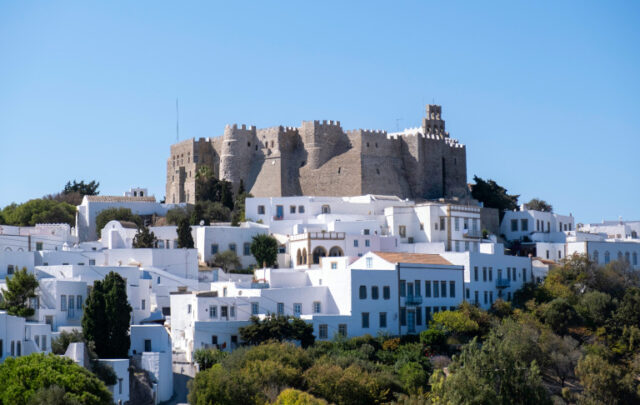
[1,1,638,224]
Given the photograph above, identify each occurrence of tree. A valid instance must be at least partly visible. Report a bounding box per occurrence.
[51,330,84,355]
[250,234,279,268]
[523,198,552,212]
[541,298,579,335]
[273,388,328,405]
[0,267,38,317]
[239,315,315,348]
[64,180,100,196]
[95,207,142,238]
[211,250,242,272]
[177,217,194,248]
[82,272,132,359]
[166,206,191,225]
[575,353,638,404]
[539,332,581,387]
[470,176,519,220]
[132,226,157,248]
[0,353,112,405]
[0,199,76,227]
[194,348,228,371]
[429,319,551,405]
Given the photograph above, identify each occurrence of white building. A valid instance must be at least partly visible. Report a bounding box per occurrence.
[385,202,484,253]
[130,325,173,402]
[0,311,52,363]
[501,206,574,243]
[442,244,532,310]
[76,194,186,242]
[566,240,640,269]
[578,219,640,240]
[169,251,464,359]
[0,223,76,253]
[194,223,269,268]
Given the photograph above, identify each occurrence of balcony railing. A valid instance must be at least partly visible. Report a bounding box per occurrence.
[405,295,423,306]
[496,278,510,289]
[463,229,483,238]
[289,232,346,241]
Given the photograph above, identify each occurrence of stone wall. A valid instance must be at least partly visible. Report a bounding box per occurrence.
[165,105,468,202]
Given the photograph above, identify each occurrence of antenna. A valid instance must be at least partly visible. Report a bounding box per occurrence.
[176,98,180,142]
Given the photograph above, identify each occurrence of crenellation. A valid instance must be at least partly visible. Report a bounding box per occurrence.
[166,105,467,201]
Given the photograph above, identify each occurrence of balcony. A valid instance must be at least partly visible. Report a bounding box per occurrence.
[405,295,423,306]
[496,278,510,289]
[463,228,483,238]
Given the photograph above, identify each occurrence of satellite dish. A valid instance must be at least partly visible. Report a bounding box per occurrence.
[200,220,205,226]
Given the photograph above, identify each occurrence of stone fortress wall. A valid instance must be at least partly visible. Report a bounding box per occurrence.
[166,105,467,204]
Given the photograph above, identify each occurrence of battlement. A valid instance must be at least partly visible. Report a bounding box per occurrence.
[306,119,342,128]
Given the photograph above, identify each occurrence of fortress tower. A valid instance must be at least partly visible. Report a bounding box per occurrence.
[165,105,467,203]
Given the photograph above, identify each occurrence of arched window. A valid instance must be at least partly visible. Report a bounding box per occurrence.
[329,246,344,257]
[632,231,638,239]
[625,252,630,263]
[321,205,331,214]
[592,250,599,263]
[296,249,302,266]
[312,247,327,265]
[302,248,307,265]
[634,252,638,266]
[4,247,11,252]
[604,251,610,264]
[618,251,623,261]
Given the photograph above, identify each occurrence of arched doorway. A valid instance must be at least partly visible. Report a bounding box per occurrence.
[329,246,344,257]
[312,246,327,265]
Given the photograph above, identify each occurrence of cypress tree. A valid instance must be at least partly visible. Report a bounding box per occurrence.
[177,218,195,248]
[82,280,109,358]
[103,272,132,358]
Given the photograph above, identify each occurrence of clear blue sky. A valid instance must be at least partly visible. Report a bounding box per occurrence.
[1,1,638,224]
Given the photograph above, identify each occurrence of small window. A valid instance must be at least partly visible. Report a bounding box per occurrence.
[359,285,367,299]
[209,305,217,318]
[511,219,518,232]
[211,244,219,255]
[251,303,259,315]
[383,286,390,299]
[441,281,447,297]
[399,225,406,238]
[379,312,387,328]
[365,239,370,247]
[7,265,13,275]
[366,257,373,269]
[363,229,370,235]
[88,259,95,265]
[331,262,337,270]
[354,240,359,247]
[321,205,331,214]
[290,205,296,214]
[258,205,265,215]
[362,312,370,328]
[440,217,446,231]
[141,299,146,310]
[399,280,406,297]
[313,301,321,313]
[449,281,455,297]
[144,339,152,352]
[338,324,347,336]
[277,302,285,315]
[229,243,236,253]
[371,286,379,300]
[425,281,431,297]
[187,304,192,313]
[61,295,67,311]
[230,306,235,318]
[319,324,328,339]
[293,303,302,316]
[298,205,305,213]
[243,243,251,256]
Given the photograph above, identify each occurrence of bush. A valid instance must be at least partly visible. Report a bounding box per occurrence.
[0,353,112,405]
[273,388,328,405]
[419,328,447,352]
[95,208,141,237]
[51,330,84,355]
[194,348,228,371]
[542,298,579,334]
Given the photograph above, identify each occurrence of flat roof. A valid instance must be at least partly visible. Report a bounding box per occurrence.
[373,252,453,266]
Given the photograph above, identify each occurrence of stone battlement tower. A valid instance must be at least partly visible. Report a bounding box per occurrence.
[166,105,467,204]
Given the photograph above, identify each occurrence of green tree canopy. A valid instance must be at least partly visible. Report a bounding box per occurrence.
[250,234,279,268]
[82,272,132,358]
[0,199,76,227]
[132,226,157,248]
[523,198,553,212]
[64,180,100,196]
[239,315,315,348]
[0,353,112,405]
[95,207,142,238]
[470,175,519,220]
[0,267,38,317]
[177,217,194,248]
[210,250,241,272]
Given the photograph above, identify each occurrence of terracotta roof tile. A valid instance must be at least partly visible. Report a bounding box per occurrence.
[373,252,453,266]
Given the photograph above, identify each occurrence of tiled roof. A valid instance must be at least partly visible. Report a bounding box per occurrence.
[85,196,156,203]
[373,251,453,266]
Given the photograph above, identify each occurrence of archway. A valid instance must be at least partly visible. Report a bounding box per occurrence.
[329,246,344,257]
[312,246,327,265]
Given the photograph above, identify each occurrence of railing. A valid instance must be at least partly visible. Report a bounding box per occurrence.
[463,229,483,238]
[405,295,423,306]
[496,278,510,289]
[289,232,346,241]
